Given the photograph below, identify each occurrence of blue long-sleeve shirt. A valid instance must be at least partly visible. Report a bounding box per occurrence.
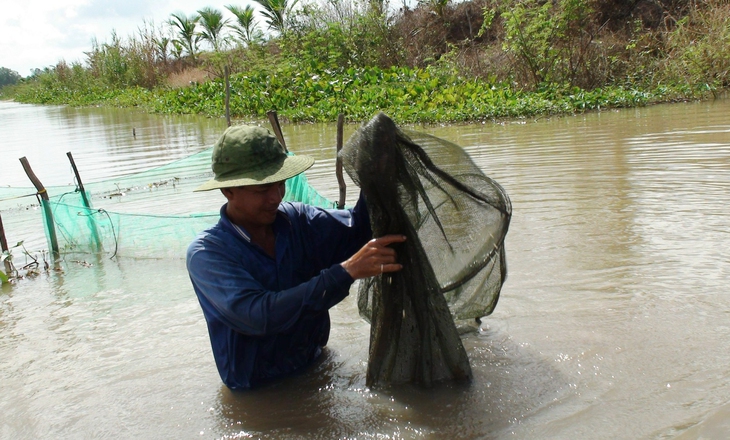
[186,196,371,389]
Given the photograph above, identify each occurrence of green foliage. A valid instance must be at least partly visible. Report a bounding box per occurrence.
[86,26,163,89]
[197,7,230,52]
[169,13,201,61]
[283,2,401,70]
[254,0,300,34]
[347,7,402,67]
[11,63,153,106]
[154,36,171,64]
[280,22,354,70]
[9,0,728,123]
[660,0,730,94]
[477,7,497,39]
[145,61,666,123]
[502,0,594,88]
[226,4,264,47]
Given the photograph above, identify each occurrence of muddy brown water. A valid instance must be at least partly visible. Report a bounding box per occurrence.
[1,99,729,439]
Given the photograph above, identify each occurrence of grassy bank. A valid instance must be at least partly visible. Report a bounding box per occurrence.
[4,0,730,123]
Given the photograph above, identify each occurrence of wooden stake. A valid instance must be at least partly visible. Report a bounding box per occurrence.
[267,110,288,153]
[224,66,231,127]
[0,214,12,275]
[19,156,60,260]
[336,113,347,209]
[66,151,102,252]
[66,152,91,210]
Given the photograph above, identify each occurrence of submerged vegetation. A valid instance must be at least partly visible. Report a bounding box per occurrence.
[1,241,48,284]
[4,0,730,123]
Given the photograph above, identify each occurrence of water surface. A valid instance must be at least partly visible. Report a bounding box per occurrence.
[1,99,729,439]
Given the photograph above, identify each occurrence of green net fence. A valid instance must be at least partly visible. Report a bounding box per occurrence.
[4,148,334,260]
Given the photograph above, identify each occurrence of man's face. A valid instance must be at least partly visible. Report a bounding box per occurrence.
[223,181,286,228]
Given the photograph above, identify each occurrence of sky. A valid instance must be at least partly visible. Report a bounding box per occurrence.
[1,0,256,77]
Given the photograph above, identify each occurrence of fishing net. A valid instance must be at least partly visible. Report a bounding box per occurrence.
[340,113,511,387]
[2,148,334,260]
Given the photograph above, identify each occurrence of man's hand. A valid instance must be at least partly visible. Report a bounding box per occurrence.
[341,235,407,280]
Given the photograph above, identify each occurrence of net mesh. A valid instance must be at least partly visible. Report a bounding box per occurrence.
[340,112,511,387]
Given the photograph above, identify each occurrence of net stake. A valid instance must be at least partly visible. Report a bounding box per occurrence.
[19,156,60,260]
[66,151,102,252]
[266,110,288,153]
[224,66,231,127]
[0,214,12,275]
[336,113,346,209]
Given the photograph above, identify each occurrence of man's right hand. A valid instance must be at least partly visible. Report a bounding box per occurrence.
[341,235,406,280]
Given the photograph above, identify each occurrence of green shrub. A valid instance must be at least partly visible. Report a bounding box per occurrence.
[502,0,598,89]
[658,0,730,95]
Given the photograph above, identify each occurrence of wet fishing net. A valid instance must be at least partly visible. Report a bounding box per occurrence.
[340,113,511,387]
[2,148,334,260]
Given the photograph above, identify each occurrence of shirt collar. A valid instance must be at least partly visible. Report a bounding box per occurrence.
[219,203,290,243]
[230,222,251,242]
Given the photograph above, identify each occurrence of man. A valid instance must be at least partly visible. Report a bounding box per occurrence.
[187,125,405,390]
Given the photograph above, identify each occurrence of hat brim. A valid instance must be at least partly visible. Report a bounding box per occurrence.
[194,155,315,191]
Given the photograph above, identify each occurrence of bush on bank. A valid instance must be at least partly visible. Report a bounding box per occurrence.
[8,0,730,123]
[149,64,673,123]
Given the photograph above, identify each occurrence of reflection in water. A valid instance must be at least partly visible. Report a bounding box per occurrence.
[1,99,730,438]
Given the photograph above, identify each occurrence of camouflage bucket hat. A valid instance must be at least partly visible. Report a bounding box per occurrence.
[195,125,314,191]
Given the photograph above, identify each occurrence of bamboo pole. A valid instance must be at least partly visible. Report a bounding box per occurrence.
[266,110,288,153]
[66,151,102,252]
[0,214,12,275]
[336,113,347,209]
[19,156,60,260]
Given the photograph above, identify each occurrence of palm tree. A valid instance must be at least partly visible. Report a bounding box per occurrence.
[197,7,230,52]
[168,13,200,61]
[226,4,263,47]
[154,36,170,65]
[252,0,299,35]
[170,40,185,61]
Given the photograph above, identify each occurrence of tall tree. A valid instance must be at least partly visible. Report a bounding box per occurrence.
[252,0,300,34]
[168,13,201,61]
[0,67,22,87]
[197,7,230,52]
[226,4,263,46]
